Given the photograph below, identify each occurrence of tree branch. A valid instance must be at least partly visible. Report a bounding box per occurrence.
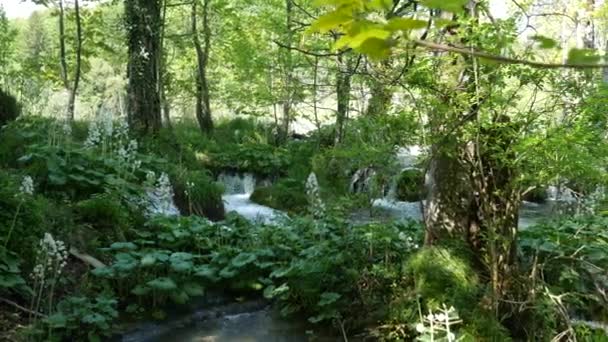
[273,40,346,57]
[412,39,608,69]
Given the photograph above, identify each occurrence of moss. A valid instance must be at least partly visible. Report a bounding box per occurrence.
[74,193,132,244]
[250,179,308,214]
[407,246,479,311]
[395,169,425,202]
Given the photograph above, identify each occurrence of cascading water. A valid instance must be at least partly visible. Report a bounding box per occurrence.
[218,172,283,224]
[370,146,424,221]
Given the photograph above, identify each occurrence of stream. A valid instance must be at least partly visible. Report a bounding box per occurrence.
[122,147,559,341]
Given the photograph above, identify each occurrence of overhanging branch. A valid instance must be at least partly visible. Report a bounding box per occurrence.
[412,39,608,69]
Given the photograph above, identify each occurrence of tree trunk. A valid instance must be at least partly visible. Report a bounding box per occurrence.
[335,54,353,145]
[66,0,82,122]
[423,1,520,312]
[58,0,68,91]
[192,0,213,134]
[365,60,393,116]
[125,0,162,135]
[159,0,172,130]
[279,0,294,143]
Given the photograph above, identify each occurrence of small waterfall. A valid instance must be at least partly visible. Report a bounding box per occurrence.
[146,172,180,217]
[217,172,284,224]
[218,172,256,195]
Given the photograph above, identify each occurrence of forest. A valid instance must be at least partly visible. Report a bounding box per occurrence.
[0,0,607,340]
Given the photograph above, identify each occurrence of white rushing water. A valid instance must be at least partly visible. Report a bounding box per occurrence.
[218,172,284,224]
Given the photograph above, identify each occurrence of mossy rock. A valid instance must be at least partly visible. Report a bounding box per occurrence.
[74,193,135,244]
[407,246,479,311]
[522,186,547,203]
[396,169,425,202]
[0,89,20,127]
[250,180,308,214]
[172,169,225,221]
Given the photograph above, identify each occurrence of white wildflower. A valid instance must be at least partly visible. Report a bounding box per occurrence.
[19,176,34,195]
[84,120,101,148]
[31,233,69,282]
[415,323,426,333]
[306,172,325,218]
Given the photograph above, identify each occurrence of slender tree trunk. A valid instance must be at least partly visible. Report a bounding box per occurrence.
[279,0,294,143]
[58,0,68,91]
[159,0,172,129]
[66,0,82,122]
[365,60,393,116]
[312,56,321,145]
[192,0,213,134]
[125,0,162,134]
[335,54,353,145]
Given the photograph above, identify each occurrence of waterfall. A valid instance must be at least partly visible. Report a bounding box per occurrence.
[217,172,284,224]
[218,172,256,195]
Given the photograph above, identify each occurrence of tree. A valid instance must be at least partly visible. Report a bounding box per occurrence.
[192,0,213,133]
[125,0,162,134]
[310,0,608,313]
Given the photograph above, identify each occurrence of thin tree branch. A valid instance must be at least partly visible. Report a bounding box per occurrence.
[273,40,346,57]
[412,39,608,69]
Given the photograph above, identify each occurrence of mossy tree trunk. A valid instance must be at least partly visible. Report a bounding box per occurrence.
[423,2,521,313]
[126,0,162,135]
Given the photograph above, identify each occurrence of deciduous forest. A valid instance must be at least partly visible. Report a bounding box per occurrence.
[1,0,607,340]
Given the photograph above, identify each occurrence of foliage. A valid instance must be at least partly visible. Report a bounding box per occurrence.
[250,179,309,214]
[519,216,608,322]
[0,88,21,127]
[41,295,118,342]
[169,168,225,221]
[396,169,425,202]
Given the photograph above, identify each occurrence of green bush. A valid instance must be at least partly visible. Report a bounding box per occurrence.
[395,169,425,202]
[0,171,51,263]
[407,246,480,311]
[170,168,225,221]
[0,89,20,127]
[250,179,308,214]
[74,193,134,244]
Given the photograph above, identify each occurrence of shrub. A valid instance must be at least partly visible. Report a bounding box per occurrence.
[250,179,308,214]
[395,169,425,202]
[407,246,479,311]
[74,193,135,245]
[170,168,225,221]
[0,89,20,127]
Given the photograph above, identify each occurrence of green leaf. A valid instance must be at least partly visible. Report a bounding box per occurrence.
[310,11,352,33]
[349,28,391,48]
[131,284,151,296]
[182,282,205,297]
[530,35,558,49]
[386,18,428,31]
[194,265,218,280]
[357,37,391,60]
[420,0,468,13]
[318,292,341,306]
[147,277,178,291]
[46,313,67,328]
[171,290,190,304]
[108,242,138,251]
[231,252,257,268]
[567,48,601,65]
